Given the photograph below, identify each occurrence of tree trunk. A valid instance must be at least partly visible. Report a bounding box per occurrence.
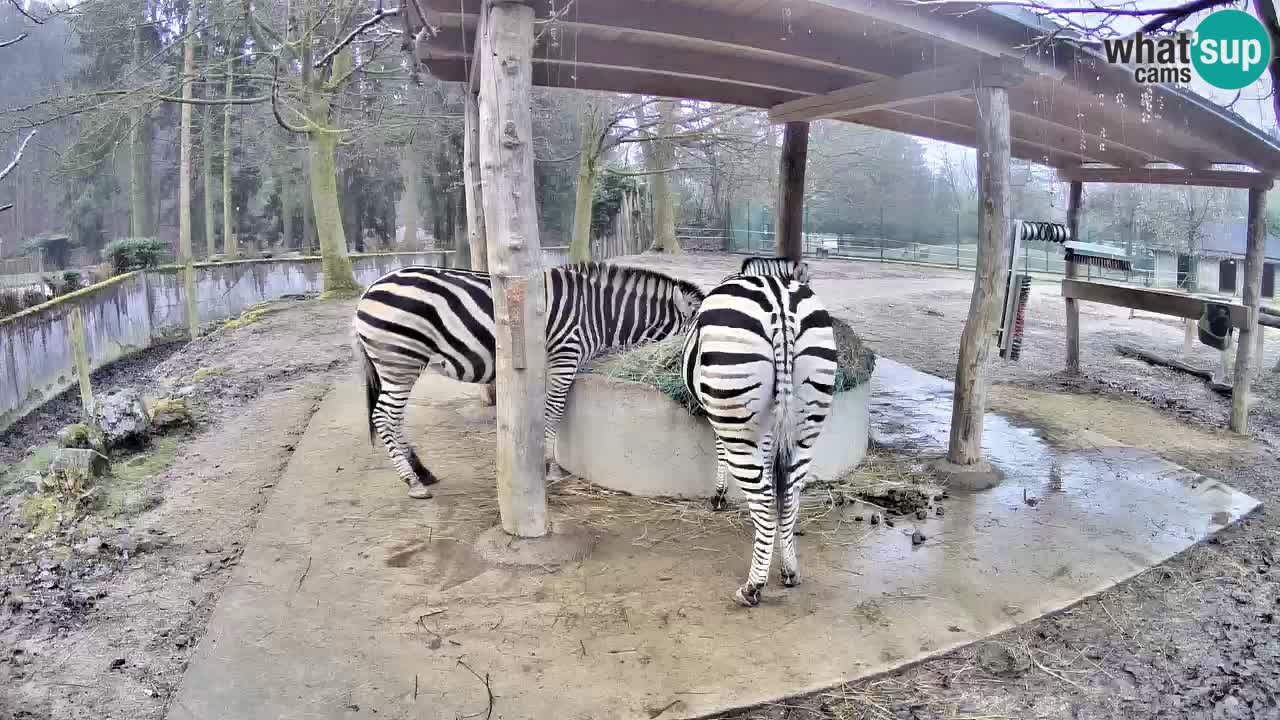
[649,101,681,254]
[569,102,600,263]
[1064,181,1082,373]
[463,90,487,270]
[570,163,594,263]
[478,0,548,538]
[774,120,809,261]
[1231,188,1267,432]
[222,49,236,258]
[129,20,150,239]
[281,184,294,250]
[947,85,1011,468]
[309,129,358,293]
[202,13,216,258]
[400,143,419,248]
[178,27,199,340]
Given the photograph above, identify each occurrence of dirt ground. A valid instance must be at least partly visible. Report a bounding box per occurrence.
[2,253,1279,720]
[1,297,354,720]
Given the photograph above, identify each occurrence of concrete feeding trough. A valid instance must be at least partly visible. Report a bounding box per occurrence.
[555,320,876,499]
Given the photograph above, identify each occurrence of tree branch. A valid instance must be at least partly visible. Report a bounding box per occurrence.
[0,32,27,48]
[7,0,43,24]
[271,59,312,134]
[314,6,401,68]
[1254,0,1280,127]
[0,129,36,182]
[1139,0,1234,32]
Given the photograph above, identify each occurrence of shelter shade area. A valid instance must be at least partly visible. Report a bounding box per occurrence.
[402,0,1280,534]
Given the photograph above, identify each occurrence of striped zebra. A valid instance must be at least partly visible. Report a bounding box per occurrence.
[682,272,837,607]
[354,262,706,499]
[734,256,810,284]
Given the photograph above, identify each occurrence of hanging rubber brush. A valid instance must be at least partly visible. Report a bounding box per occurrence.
[1000,274,1032,361]
[1064,242,1133,273]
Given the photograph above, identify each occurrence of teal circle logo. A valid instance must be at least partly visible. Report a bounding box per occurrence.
[1192,10,1271,90]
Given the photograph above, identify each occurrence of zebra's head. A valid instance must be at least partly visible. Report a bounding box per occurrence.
[673,280,706,330]
[732,256,811,285]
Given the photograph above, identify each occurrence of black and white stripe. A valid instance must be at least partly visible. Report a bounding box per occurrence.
[734,256,811,284]
[682,272,837,607]
[354,262,706,498]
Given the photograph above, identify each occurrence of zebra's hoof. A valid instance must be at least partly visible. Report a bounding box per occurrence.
[734,585,761,608]
[782,571,801,588]
[407,485,434,499]
[710,493,728,512]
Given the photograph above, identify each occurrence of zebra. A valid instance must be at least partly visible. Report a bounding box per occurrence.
[734,256,811,284]
[354,262,706,499]
[682,272,837,607]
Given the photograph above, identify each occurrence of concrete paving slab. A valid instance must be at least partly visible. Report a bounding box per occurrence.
[169,364,1259,720]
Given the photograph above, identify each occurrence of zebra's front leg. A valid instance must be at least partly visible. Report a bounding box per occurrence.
[543,344,582,482]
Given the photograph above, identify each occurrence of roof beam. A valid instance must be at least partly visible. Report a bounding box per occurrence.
[769,58,1023,124]
[418,0,930,80]
[1057,167,1275,190]
[850,108,1091,168]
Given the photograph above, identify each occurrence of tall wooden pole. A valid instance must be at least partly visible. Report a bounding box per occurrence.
[1064,180,1083,373]
[463,88,489,272]
[478,0,548,538]
[947,85,1011,466]
[775,120,809,262]
[1230,187,1267,433]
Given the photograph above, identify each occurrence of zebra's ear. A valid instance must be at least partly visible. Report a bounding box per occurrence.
[794,262,811,284]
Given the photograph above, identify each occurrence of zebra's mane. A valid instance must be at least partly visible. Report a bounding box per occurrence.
[559,262,705,303]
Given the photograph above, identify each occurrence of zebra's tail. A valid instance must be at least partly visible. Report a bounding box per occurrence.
[771,297,796,515]
[357,339,381,447]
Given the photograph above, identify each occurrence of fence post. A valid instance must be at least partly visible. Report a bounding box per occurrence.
[880,235,884,262]
[69,306,94,419]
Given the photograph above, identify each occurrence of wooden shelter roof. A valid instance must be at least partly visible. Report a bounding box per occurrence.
[409,0,1280,179]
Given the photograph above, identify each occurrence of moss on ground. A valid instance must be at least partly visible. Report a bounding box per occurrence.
[13,435,180,536]
[98,434,179,518]
[0,442,58,497]
[220,301,290,331]
[192,365,230,382]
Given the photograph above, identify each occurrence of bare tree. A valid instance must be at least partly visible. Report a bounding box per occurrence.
[0,129,35,212]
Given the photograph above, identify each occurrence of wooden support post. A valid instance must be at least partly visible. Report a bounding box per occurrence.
[1255,324,1265,379]
[1064,180,1082,373]
[1183,318,1195,357]
[69,306,94,419]
[1231,187,1267,433]
[463,87,488,272]
[947,85,1011,467]
[775,120,809,262]
[478,0,548,538]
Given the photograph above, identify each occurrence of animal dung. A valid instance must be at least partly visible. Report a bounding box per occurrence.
[912,530,926,545]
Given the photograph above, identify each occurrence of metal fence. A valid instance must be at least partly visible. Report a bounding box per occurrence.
[692,226,1154,286]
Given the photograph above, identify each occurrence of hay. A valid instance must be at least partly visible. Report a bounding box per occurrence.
[590,317,876,416]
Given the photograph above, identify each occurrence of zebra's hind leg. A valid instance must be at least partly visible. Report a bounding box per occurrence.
[710,437,729,511]
[733,446,777,608]
[778,479,803,588]
[371,383,438,499]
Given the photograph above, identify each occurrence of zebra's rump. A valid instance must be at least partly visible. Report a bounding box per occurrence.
[355,266,499,385]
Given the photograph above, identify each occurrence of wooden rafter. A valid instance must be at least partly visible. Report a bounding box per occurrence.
[1057,167,1275,190]
[769,58,1023,124]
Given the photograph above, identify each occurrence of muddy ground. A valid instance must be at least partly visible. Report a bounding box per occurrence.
[2,253,1278,720]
